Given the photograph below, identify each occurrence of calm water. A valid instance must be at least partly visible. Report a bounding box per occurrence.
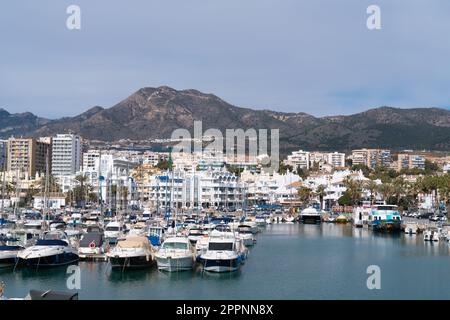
[2,223,450,300]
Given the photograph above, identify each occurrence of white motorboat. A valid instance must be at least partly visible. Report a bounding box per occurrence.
[301,207,322,224]
[0,236,24,268]
[17,231,79,268]
[104,221,127,244]
[236,225,255,247]
[106,236,154,269]
[404,222,418,235]
[199,228,244,273]
[187,227,204,245]
[155,237,195,272]
[241,218,259,234]
[424,228,439,242]
[254,215,267,227]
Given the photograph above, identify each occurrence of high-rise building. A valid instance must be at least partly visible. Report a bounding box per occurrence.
[326,152,346,168]
[0,139,7,169]
[7,137,52,176]
[397,154,425,171]
[351,149,391,169]
[51,134,82,176]
[284,150,310,171]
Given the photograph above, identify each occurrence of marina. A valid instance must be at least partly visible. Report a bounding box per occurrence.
[2,212,450,299]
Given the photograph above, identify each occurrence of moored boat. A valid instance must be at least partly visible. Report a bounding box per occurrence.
[17,230,79,268]
[154,237,195,272]
[300,207,322,224]
[106,236,154,269]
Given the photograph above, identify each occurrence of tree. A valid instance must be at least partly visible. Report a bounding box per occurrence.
[75,174,88,208]
[424,160,439,175]
[378,182,394,203]
[298,186,312,205]
[352,164,371,177]
[278,161,293,174]
[297,166,309,180]
[365,179,378,204]
[38,174,61,193]
[315,185,326,210]
[156,160,171,171]
[338,192,352,206]
[343,176,363,205]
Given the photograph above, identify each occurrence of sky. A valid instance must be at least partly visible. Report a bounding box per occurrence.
[1,0,450,119]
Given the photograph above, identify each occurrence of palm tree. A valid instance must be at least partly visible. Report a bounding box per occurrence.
[365,179,378,204]
[298,186,312,205]
[315,185,326,210]
[378,182,394,203]
[75,174,88,208]
[343,176,363,205]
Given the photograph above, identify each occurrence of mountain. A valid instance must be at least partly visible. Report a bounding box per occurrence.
[2,86,450,152]
[0,108,50,137]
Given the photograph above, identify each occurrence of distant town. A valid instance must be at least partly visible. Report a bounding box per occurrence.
[1,134,449,214]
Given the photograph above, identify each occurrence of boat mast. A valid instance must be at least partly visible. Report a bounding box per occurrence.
[1,160,6,213]
[43,150,50,232]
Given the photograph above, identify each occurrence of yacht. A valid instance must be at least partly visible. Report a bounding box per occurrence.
[17,231,79,268]
[154,237,195,272]
[106,236,154,269]
[424,227,440,242]
[254,215,267,227]
[241,218,259,234]
[236,225,255,247]
[404,222,418,235]
[369,205,402,232]
[104,221,127,244]
[300,207,322,224]
[199,232,243,273]
[187,227,204,245]
[0,236,24,268]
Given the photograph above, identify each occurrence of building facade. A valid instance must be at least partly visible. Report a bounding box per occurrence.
[397,154,426,171]
[7,137,52,176]
[51,134,82,176]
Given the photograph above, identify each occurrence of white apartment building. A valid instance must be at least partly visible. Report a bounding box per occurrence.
[241,170,300,205]
[51,134,82,176]
[284,150,310,171]
[147,169,245,211]
[326,152,345,168]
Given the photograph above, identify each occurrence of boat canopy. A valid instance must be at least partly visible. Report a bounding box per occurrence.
[117,236,152,250]
[79,232,104,248]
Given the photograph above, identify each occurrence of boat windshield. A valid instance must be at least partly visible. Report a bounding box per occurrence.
[106,226,120,231]
[208,242,233,251]
[162,242,188,250]
[377,206,397,211]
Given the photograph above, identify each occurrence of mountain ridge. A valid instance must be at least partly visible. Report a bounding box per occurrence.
[1,86,450,152]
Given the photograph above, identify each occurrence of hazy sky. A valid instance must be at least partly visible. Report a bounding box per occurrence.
[1,0,450,118]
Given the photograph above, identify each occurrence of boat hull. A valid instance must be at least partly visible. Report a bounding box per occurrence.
[370,220,401,233]
[0,257,18,268]
[109,255,154,269]
[201,258,241,273]
[301,215,322,224]
[18,252,79,268]
[155,256,194,272]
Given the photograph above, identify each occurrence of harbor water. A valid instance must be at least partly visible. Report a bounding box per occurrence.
[2,223,450,300]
